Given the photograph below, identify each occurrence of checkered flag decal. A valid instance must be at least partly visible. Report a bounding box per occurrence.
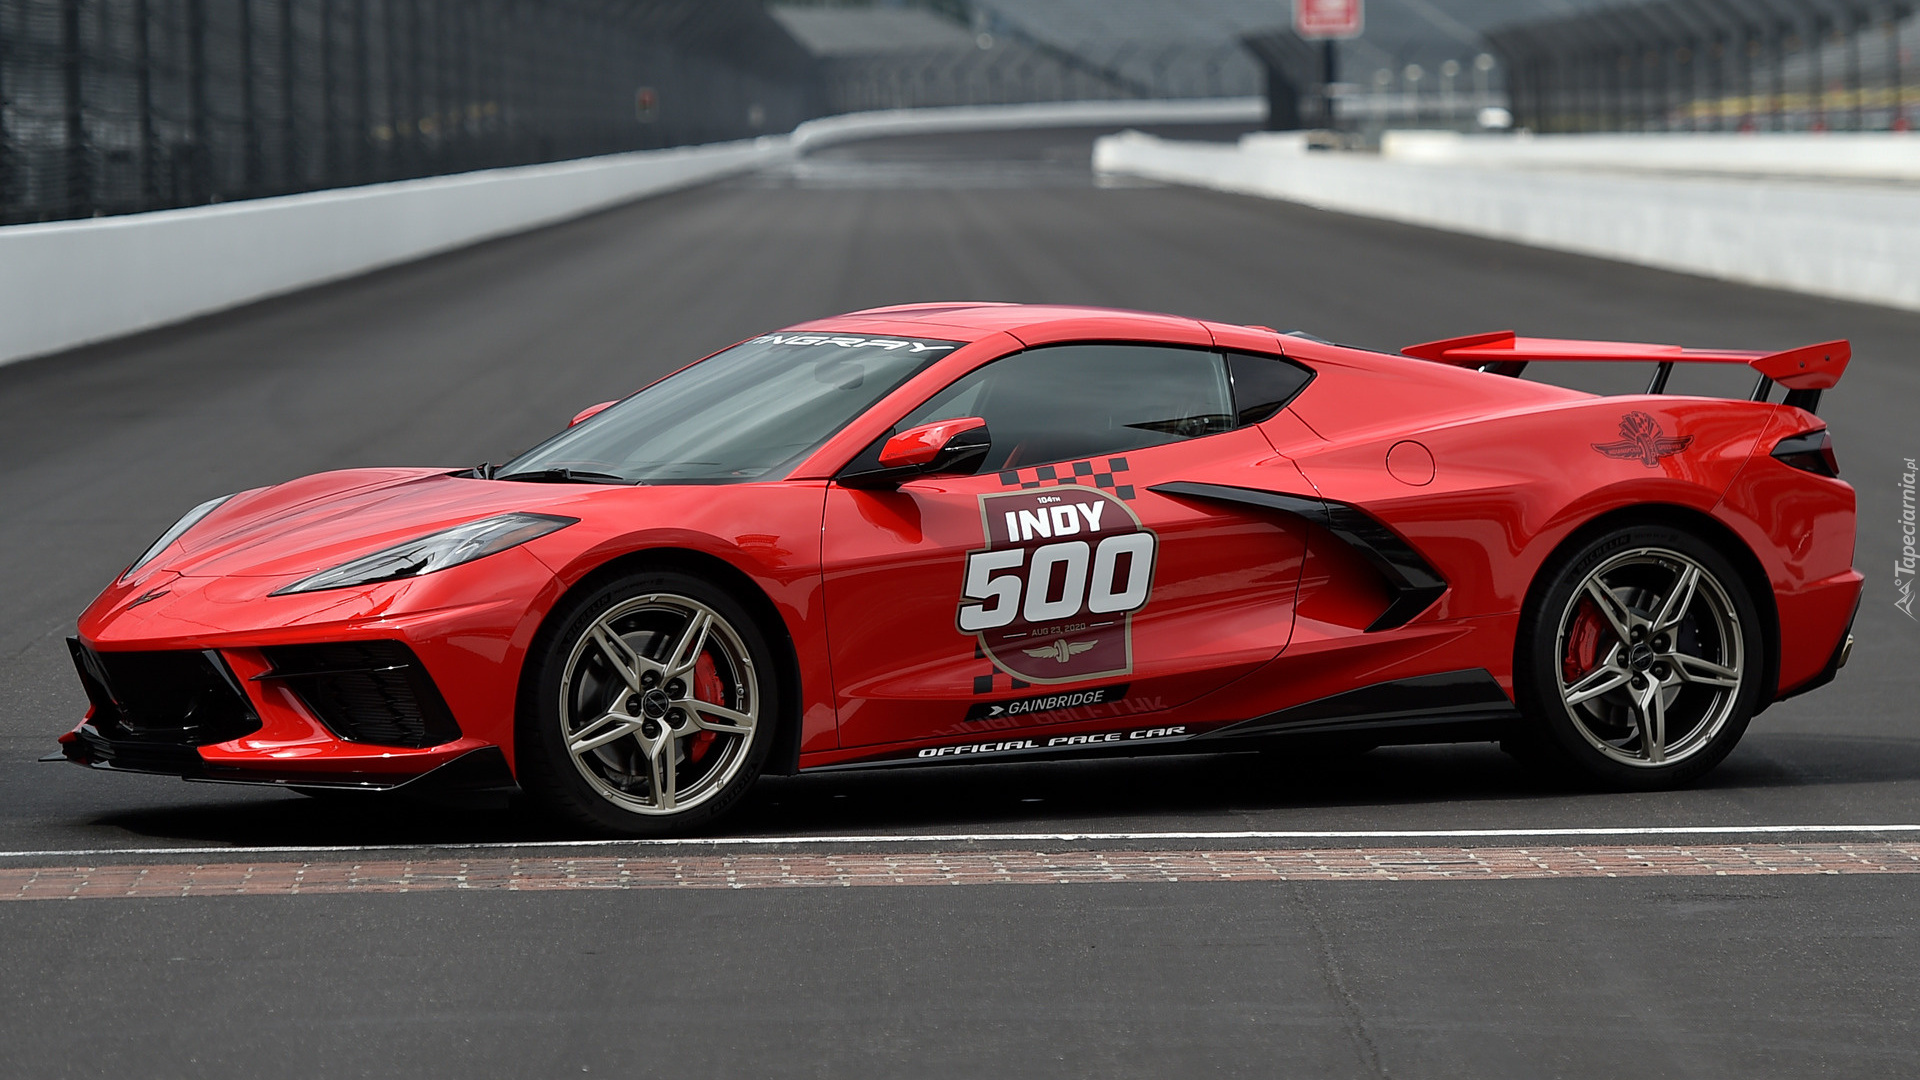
[997,456,1135,501]
[968,456,1137,696]
[971,637,1031,696]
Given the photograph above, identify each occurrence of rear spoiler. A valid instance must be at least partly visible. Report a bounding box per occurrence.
[1402,331,1849,413]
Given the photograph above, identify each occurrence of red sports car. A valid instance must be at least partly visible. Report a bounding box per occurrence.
[61,304,1861,834]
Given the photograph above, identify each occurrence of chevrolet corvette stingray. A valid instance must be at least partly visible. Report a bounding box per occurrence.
[60,304,1861,834]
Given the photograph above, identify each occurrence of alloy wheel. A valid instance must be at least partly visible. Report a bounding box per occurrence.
[1553,546,1745,768]
[557,593,759,815]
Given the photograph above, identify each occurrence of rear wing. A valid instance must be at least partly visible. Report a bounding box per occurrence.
[1402,331,1849,413]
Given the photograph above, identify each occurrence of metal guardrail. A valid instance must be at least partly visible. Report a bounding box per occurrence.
[0,0,820,225]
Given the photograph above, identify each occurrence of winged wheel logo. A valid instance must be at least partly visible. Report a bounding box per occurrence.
[1592,411,1692,467]
[1023,639,1097,664]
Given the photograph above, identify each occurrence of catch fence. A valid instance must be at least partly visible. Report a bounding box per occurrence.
[0,0,818,224]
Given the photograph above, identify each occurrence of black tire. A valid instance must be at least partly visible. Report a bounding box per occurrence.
[516,568,778,836]
[1513,523,1764,790]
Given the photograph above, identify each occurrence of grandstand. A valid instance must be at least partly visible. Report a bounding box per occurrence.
[770,4,1143,109]
[776,0,1632,130]
[1489,0,1920,133]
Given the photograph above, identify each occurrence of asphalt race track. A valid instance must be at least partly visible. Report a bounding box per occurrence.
[2,127,1917,1078]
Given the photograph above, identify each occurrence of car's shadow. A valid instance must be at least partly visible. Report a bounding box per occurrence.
[80,731,1920,849]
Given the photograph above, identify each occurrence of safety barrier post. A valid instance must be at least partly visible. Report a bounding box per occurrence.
[241,0,263,196]
[60,0,88,217]
[0,1,10,222]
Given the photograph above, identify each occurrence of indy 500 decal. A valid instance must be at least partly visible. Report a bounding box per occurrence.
[958,486,1157,684]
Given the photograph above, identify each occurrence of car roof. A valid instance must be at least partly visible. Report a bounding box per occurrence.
[776,302,1213,346]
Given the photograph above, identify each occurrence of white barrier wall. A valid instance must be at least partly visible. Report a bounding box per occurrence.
[1378,129,1920,181]
[0,140,784,369]
[1094,130,1920,313]
[0,98,1261,368]
[792,97,1263,150]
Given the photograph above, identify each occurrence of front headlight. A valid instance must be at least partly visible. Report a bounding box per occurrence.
[123,494,235,579]
[272,512,577,595]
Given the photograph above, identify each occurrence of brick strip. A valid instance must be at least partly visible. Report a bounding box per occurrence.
[4,843,1918,901]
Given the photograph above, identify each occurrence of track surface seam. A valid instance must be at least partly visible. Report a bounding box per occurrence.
[7,842,1919,900]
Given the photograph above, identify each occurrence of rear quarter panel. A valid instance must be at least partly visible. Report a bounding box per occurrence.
[1274,346,1858,700]
[1284,394,1778,624]
[1717,407,1861,693]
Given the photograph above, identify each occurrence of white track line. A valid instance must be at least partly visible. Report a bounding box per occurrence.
[3,823,1920,860]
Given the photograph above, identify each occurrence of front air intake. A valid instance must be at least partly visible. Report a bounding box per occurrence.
[68,640,262,748]
[260,641,462,749]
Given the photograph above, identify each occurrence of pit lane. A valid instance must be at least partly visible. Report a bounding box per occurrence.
[0,127,1915,1077]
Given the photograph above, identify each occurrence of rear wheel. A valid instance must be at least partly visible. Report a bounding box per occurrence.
[1514,525,1763,790]
[518,570,775,835]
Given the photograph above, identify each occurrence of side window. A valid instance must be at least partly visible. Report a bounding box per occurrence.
[903,343,1235,473]
[1227,352,1315,425]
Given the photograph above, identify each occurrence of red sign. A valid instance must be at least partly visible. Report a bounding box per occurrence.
[1294,0,1363,39]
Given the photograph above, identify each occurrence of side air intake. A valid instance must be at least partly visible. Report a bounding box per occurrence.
[1148,482,1447,632]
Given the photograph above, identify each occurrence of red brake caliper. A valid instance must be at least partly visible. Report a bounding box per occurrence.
[687,651,724,763]
[1562,597,1607,685]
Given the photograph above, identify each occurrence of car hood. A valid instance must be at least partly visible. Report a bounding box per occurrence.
[151,467,619,580]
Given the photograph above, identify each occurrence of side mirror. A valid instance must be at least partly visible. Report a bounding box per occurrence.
[570,400,618,427]
[840,417,991,489]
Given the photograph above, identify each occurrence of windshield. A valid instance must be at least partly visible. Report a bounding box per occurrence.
[498,333,962,483]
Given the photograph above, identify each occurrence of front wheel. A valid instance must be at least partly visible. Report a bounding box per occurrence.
[1514,525,1764,790]
[517,570,777,835]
